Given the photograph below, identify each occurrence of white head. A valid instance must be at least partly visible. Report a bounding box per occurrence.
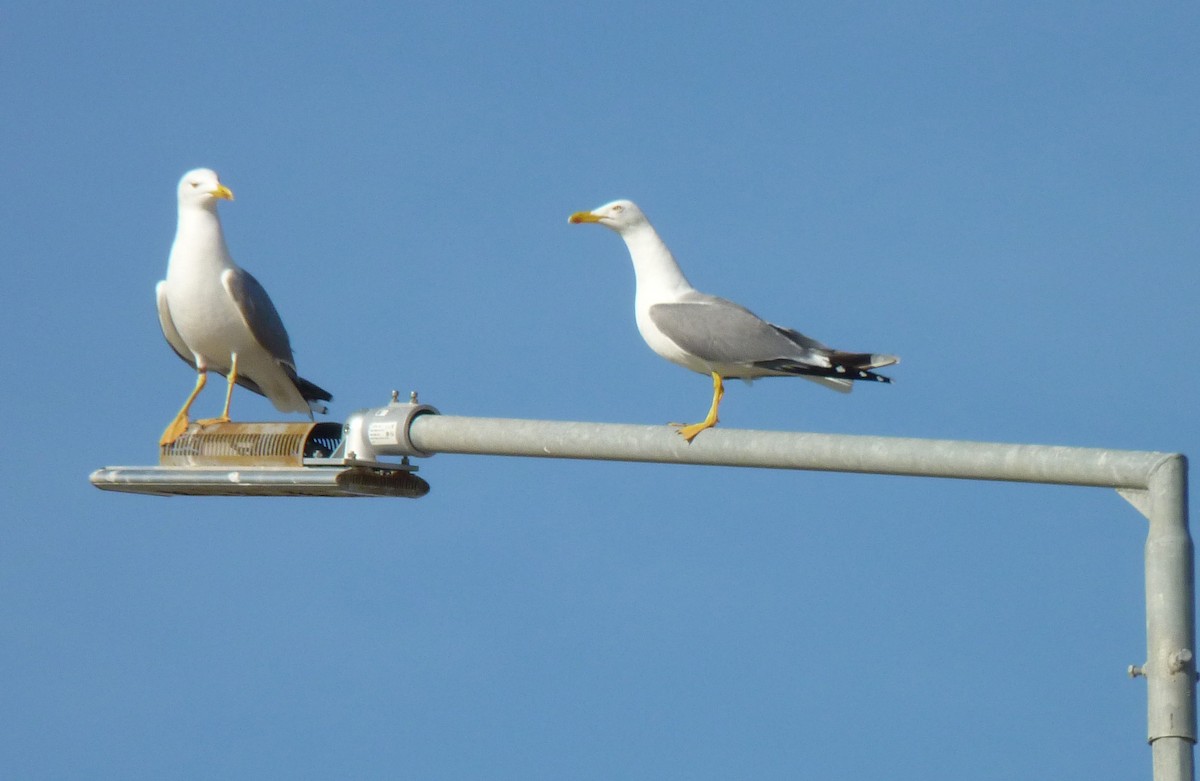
[568,199,650,233]
[177,168,234,209]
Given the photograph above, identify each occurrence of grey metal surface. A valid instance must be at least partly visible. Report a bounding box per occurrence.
[91,407,1194,779]
[342,398,440,460]
[89,464,429,498]
[405,414,1173,488]
[399,414,1193,781]
[1145,455,1196,777]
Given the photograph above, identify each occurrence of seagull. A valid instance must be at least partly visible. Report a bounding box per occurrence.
[156,168,332,446]
[568,199,897,442]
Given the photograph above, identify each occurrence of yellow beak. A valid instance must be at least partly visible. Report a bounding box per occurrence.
[568,211,601,224]
[211,184,235,201]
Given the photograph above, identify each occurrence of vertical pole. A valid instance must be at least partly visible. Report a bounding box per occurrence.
[1146,455,1196,781]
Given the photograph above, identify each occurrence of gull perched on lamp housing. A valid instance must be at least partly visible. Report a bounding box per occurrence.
[156,168,332,445]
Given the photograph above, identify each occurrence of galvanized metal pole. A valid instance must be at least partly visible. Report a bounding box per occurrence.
[1144,455,1196,781]
[405,415,1167,487]
[94,409,1192,778]
[399,413,1194,781]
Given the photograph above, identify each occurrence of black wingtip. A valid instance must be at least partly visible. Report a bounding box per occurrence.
[296,377,333,403]
[754,359,893,384]
[839,366,892,384]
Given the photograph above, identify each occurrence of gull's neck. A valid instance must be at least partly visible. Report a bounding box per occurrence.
[619,221,694,304]
[170,204,232,271]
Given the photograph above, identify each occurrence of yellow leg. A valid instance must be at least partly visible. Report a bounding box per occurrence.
[160,371,208,446]
[676,372,724,443]
[198,353,238,427]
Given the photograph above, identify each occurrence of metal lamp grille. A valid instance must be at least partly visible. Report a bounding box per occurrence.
[160,422,344,467]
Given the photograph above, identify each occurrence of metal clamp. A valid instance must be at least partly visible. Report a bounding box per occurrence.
[343,391,440,461]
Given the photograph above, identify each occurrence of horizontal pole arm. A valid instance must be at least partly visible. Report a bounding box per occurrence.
[405,414,1174,490]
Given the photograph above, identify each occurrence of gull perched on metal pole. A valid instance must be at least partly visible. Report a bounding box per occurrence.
[569,199,896,442]
[156,168,332,445]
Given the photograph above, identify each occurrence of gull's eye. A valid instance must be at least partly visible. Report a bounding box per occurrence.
[612,204,624,213]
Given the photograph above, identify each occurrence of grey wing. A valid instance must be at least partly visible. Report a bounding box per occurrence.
[159,279,268,395]
[649,295,825,366]
[221,267,298,368]
[770,324,830,351]
[156,280,194,367]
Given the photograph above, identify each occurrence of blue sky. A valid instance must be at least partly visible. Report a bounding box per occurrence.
[2,2,1197,778]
